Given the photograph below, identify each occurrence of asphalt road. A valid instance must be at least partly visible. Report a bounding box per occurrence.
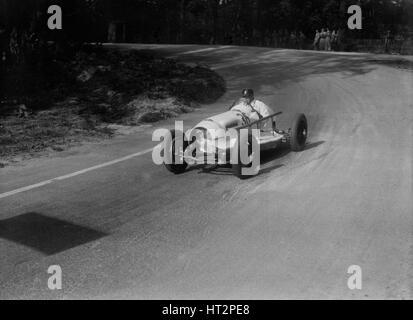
[0,45,412,299]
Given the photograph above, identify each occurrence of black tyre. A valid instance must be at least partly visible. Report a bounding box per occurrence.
[290,113,308,151]
[164,130,188,174]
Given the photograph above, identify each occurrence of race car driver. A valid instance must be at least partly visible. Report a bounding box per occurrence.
[231,89,275,129]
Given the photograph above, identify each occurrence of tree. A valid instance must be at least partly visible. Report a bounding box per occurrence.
[1,0,412,63]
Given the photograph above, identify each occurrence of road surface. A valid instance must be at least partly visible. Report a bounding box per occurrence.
[0,45,412,299]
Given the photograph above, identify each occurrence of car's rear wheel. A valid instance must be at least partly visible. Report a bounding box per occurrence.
[164,130,188,174]
[290,113,308,151]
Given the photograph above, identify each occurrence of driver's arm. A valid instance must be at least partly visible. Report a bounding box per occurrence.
[254,100,273,118]
[254,100,276,131]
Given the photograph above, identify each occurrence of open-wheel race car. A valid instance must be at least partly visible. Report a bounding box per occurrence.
[163,107,308,178]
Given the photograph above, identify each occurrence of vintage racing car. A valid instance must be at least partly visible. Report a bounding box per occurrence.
[163,107,308,178]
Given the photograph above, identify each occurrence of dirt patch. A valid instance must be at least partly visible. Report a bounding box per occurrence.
[125,97,194,124]
[0,107,113,163]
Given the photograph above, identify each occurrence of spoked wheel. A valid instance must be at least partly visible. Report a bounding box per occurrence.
[164,129,188,174]
[290,114,308,152]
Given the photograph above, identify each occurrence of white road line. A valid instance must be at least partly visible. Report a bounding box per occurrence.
[0,148,153,200]
[178,46,232,55]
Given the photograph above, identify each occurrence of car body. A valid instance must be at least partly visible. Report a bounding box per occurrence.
[164,107,308,178]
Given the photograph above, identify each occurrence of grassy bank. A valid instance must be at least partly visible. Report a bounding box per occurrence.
[0,46,226,165]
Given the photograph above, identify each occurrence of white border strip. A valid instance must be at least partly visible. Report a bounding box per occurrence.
[0,148,153,200]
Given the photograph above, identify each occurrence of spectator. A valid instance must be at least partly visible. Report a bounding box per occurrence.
[336,29,342,51]
[384,30,391,53]
[319,28,326,51]
[314,30,320,50]
[331,30,337,51]
[326,28,332,51]
[395,33,405,55]
[298,31,306,49]
[290,31,297,49]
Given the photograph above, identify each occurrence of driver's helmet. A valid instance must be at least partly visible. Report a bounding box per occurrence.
[241,89,254,100]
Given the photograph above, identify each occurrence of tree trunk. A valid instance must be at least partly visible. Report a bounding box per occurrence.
[211,0,219,44]
[178,0,185,43]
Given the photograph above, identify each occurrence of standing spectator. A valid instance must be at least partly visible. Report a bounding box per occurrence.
[336,29,343,51]
[108,22,116,43]
[331,30,337,51]
[290,31,297,49]
[313,30,320,50]
[298,31,306,49]
[325,28,332,51]
[384,30,391,53]
[319,28,326,51]
[395,33,405,55]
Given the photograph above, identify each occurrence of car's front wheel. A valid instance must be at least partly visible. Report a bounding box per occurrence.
[290,113,308,151]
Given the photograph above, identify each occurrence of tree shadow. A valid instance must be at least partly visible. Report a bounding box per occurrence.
[0,212,106,255]
[130,45,390,96]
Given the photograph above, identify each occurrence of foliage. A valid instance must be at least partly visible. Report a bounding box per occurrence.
[0,0,411,51]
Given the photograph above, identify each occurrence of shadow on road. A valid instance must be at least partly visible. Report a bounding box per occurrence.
[304,140,326,151]
[0,212,106,255]
[190,140,325,178]
[132,46,394,96]
[366,58,413,71]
